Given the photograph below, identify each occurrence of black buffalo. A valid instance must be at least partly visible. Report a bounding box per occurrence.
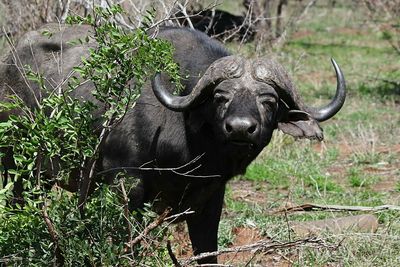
[174,8,255,41]
[0,24,345,263]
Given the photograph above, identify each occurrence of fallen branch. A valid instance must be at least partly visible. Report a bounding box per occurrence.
[271,203,400,214]
[180,237,336,265]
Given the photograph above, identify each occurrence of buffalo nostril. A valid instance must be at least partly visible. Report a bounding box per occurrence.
[247,125,257,134]
[225,123,233,133]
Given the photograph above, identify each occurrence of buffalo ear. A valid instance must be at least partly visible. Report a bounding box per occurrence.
[277,110,324,141]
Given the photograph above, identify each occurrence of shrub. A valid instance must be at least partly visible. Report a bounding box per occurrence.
[0,5,180,266]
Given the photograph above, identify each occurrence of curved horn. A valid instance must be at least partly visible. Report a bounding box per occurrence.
[151,56,244,112]
[252,57,346,122]
[305,58,346,122]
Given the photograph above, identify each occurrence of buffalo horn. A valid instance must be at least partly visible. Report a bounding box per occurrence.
[151,56,244,112]
[305,58,346,122]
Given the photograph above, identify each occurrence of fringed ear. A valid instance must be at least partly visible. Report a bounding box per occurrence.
[277,108,324,141]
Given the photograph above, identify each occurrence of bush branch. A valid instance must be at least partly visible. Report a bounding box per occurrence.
[96,153,221,179]
[126,207,172,248]
[42,202,65,266]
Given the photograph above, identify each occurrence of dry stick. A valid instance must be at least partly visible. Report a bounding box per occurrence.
[271,203,400,214]
[181,237,335,265]
[42,202,65,266]
[126,207,172,248]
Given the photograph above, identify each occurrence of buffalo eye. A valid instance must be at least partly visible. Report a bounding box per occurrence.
[214,91,230,105]
[258,94,277,111]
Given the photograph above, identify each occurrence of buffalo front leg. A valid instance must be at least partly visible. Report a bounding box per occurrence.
[186,185,225,264]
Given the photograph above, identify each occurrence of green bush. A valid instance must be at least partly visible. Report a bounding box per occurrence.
[0,5,179,266]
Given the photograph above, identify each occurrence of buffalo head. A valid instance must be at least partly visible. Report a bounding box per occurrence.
[152,56,345,158]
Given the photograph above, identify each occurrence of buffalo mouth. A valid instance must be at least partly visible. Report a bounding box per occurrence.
[229,139,256,148]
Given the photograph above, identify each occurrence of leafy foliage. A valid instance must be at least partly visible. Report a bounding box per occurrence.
[0,4,180,266]
[0,185,171,266]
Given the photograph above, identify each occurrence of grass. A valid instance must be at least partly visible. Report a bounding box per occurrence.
[211,0,400,266]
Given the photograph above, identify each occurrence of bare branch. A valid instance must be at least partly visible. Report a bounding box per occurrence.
[96,153,221,179]
[177,2,194,29]
[181,237,337,265]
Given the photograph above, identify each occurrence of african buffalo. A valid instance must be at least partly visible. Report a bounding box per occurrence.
[0,24,345,263]
[174,8,255,41]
